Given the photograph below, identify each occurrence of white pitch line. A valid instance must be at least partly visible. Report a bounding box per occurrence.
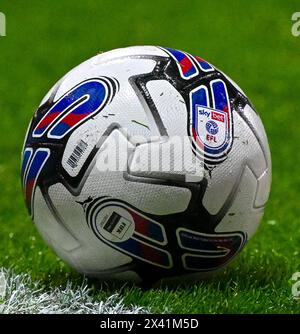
[0,268,150,314]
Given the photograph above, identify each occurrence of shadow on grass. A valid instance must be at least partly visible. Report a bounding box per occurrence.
[25,251,292,299]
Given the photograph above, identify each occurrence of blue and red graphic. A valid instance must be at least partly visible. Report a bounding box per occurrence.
[161,47,214,79]
[162,47,199,79]
[33,79,110,139]
[22,148,50,216]
[190,79,233,161]
[87,199,172,269]
[128,209,166,245]
[21,148,33,187]
[108,237,171,269]
[191,55,214,72]
[177,228,246,271]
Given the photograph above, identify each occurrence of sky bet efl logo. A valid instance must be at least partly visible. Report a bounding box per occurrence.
[0,12,6,36]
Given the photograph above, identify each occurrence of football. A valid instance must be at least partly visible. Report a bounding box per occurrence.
[21,46,271,284]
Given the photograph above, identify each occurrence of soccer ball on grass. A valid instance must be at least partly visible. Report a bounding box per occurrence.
[21,46,271,283]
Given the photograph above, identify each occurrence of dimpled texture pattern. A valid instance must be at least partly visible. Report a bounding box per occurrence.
[30,46,271,279]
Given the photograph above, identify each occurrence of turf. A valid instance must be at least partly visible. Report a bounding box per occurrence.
[0,0,300,313]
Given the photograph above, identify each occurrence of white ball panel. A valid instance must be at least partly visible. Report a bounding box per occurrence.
[48,183,133,272]
[61,58,163,177]
[255,169,271,208]
[243,104,271,165]
[203,110,268,215]
[74,129,192,216]
[92,45,168,64]
[79,166,192,215]
[146,80,188,137]
[54,57,156,109]
[215,165,265,238]
[128,139,204,183]
[34,187,80,252]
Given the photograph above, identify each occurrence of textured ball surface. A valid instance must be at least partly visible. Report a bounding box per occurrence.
[21,46,271,283]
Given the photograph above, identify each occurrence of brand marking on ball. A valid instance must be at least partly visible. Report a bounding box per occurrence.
[189,79,233,163]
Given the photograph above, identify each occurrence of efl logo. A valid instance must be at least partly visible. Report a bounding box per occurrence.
[0,12,6,37]
[291,12,300,37]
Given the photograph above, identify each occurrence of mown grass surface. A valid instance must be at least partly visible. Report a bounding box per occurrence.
[0,0,299,313]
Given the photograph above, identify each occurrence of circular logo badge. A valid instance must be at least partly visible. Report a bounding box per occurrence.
[206,120,219,135]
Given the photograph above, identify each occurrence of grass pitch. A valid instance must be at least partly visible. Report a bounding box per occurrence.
[0,0,300,313]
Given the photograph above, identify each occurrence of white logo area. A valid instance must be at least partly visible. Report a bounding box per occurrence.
[195,105,228,149]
